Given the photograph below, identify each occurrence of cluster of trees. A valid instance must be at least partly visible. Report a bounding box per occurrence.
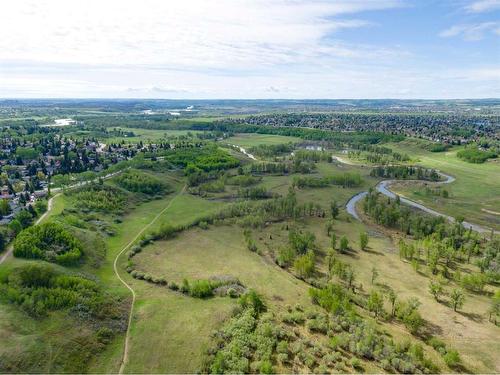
[158,144,240,187]
[247,143,295,157]
[226,174,261,187]
[68,184,127,213]
[0,264,107,317]
[238,186,272,200]
[248,160,316,175]
[161,143,239,172]
[348,144,409,164]
[457,147,497,163]
[276,229,317,275]
[292,149,332,163]
[427,143,450,152]
[398,228,497,286]
[292,172,363,189]
[210,189,325,228]
[309,283,433,369]
[416,186,450,198]
[13,222,82,265]
[205,290,270,374]
[370,165,440,181]
[115,170,169,196]
[363,191,447,238]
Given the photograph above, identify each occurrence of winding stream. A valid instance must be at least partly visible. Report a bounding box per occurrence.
[344,167,497,234]
[233,145,496,234]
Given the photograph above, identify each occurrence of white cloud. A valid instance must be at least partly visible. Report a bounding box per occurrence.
[0,0,498,99]
[439,22,500,41]
[0,0,401,70]
[464,0,500,13]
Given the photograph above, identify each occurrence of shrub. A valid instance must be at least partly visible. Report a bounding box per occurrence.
[457,147,497,163]
[168,281,179,291]
[427,337,446,354]
[239,290,266,314]
[189,280,214,298]
[350,357,362,370]
[198,221,209,230]
[259,360,273,374]
[443,349,461,369]
[294,250,315,278]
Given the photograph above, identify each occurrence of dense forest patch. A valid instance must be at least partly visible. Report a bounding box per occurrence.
[13,222,83,265]
[115,170,170,196]
[67,184,128,213]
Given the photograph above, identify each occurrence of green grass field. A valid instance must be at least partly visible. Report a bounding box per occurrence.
[225,133,301,147]
[1,133,499,374]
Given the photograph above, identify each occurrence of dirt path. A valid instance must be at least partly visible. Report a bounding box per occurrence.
[116,185,186,374]
[0,192,60,266]
[0,169,129,267]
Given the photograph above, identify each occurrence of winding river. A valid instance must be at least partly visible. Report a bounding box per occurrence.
[344,166,497,234]
[232,145,496,234]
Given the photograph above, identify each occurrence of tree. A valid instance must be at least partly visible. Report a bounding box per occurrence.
[450,289,465,312]
[239,289,266,314]
[489,290,500,324]
[371,266,379,285]
[339,236,349,253]
[386,288,397,317]
[0,199,11,216]
[367,290,384,318]
[331,233,337,250]
[330,200,339,219]
[359,231,369,251]
[428,279,444,302]
[294,250,315,278]
[0,228,6,252]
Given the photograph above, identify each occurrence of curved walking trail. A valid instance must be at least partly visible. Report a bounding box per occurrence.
[343,161,498,234]
[116,185,185,374]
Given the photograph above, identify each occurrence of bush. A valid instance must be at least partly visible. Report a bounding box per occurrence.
[227,288,238,298]
[198,221,209,230]
[168,281,179,291]
[239,290,266,314]
[457,147,497,163]
[189,280,214,298]
[427,337,446,354]
[259,360,274,374]
[443,349,461,369]
[350,357,362,370]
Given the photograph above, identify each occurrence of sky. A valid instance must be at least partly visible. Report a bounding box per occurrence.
[0,0,499,99]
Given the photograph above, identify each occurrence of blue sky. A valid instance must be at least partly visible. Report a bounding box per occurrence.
[0,0,499,99]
